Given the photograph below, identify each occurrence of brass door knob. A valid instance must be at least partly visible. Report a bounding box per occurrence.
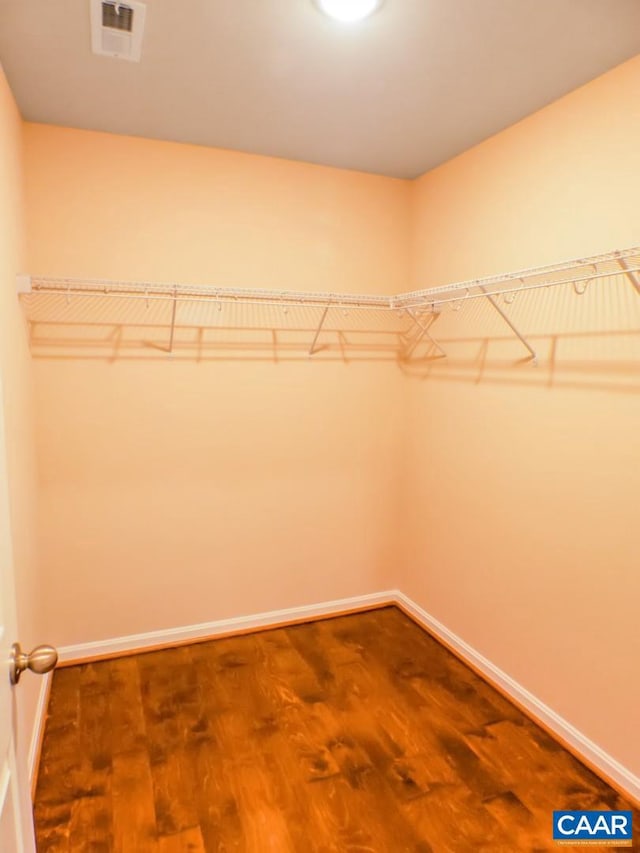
[10,642,58,685]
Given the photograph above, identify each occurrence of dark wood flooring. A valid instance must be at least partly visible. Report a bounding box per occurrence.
[34,606,637,852]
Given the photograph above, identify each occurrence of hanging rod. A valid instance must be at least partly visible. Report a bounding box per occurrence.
[393,246,640,310]
[19,245,640,314]
[20,276,394,311]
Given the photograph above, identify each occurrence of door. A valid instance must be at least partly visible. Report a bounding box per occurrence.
[0,368,36,852]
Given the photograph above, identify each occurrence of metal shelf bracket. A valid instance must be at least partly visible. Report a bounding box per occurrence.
[309,301,332,355]
[479,286,538,366]
[168,288,178,353]
[404,308,446,360]
[618,257,640,295]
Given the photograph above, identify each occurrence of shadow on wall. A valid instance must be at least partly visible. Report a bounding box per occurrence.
[401,330,640,395]
[401,274,640,395]
[27,324,405,363]
[22,295,409,363]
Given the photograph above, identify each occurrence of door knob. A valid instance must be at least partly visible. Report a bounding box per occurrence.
[9,642,58,685]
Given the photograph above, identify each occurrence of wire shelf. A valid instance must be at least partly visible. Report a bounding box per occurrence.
[19,246,640,363]
[395,247,640,309]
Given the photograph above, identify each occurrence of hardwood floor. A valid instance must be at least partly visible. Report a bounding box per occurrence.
[34,607,637,852]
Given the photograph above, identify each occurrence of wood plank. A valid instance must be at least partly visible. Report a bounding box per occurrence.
[108,658,148,755]
[137,647,202,838]
[31,800,72,853]
[33,666,82,852]
[107,659,158,851]
[157,826,206,853]
[67,663,114,852]
[111,750,158,853]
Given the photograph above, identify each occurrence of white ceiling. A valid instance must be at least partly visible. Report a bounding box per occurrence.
[0,0,638,178]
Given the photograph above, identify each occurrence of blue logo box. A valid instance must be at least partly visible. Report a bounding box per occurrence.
[553,811,633,846]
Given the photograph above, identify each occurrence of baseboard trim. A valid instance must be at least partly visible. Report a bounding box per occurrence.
[28,671,52,797]
[57,590,397,665]
[393,590,640,807]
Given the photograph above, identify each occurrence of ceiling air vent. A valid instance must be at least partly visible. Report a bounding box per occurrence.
[90,0,147,62]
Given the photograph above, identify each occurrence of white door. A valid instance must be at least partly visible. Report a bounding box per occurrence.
[0,368,36,852]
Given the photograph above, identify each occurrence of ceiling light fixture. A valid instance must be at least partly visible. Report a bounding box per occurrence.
[315,0,383,23]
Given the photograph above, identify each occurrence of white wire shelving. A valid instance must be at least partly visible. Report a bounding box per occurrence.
[18,246,640,363]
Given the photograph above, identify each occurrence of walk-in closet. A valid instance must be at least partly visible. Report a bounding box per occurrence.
[0,1,638,849]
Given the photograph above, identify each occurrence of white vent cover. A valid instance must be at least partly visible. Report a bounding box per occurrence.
[90,0,146,62]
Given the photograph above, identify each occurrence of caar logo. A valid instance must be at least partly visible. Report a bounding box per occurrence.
[553,811,633,846]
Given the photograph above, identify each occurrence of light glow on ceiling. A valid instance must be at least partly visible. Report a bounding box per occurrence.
[315,0,383,23]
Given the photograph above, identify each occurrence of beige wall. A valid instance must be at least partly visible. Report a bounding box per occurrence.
[24,125,410,647]
[25,126,410,292]
[0,67,41,778]
[402,55,640,775]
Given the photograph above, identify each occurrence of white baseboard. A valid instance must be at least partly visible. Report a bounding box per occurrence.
[28,671,52,791]
[394,590,640,804]
[57,590,397,663]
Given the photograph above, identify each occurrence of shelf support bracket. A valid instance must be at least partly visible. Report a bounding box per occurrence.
[479,285,538,365]
[168,288,178,353]
[618,257,640,295]
[309,302,331,355]
[404,308,446,359]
